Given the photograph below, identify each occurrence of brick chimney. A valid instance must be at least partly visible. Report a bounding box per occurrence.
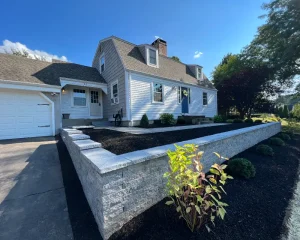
[152,38,167,57]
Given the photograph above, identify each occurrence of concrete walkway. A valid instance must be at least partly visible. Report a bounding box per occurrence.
[95,123,228,134]
[0,137,73,240]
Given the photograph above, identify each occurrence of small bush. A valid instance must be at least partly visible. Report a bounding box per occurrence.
[269,137,285,146]
[164,145,232,232]
[177,117,186,125]
[226,119,234,123]
[213,115,223,123]
[227,158,256,179]
[256,144,274,156]
[233,119,244,123]
[160,113,176,125]
[254,119,263,123]
[244,118,254,123]
[140,114,149,127]
[277,133,291,141]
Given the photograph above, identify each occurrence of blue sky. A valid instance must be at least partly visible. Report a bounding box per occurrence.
[0,0,267,78]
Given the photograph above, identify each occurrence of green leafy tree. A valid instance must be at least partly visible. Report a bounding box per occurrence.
[292,103,300,118]
[245,0,300,83]
[171,56,181,62]
[283,105,289,118]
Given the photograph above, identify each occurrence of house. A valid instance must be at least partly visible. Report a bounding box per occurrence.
[0,36,217,140]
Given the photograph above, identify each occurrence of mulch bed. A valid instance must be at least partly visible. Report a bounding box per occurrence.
[109,134,300,240]
[82,123,260,155]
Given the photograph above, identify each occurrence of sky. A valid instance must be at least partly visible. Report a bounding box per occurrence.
[0,0,267,78]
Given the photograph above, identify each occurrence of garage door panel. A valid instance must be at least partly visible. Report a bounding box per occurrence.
[0,89,53,140]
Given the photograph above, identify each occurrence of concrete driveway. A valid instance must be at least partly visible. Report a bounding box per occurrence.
[0,137,73,240]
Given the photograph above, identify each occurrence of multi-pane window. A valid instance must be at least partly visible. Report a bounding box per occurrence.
[73,89,86,106]
[153,83,163,102]
[91,91,99,103]
[197,68,202,79]
[100,55,105,73]
[111,81,119,104]
[203,92,208,106]
[149,49,157,65]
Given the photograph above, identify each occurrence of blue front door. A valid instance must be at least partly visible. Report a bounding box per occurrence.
[181,87,189,113]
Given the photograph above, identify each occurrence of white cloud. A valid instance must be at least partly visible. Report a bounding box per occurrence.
[193,51,203,59]
[154,36,160,39]
[0,40,68,62]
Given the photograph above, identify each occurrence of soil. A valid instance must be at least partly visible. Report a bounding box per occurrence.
[109,134,300,240]
[82,123,261,155]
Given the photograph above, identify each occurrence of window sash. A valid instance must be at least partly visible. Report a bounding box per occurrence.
[198,68,202,79]
[100,56,105,72]
[73,89,86,106]
[149,49,157,65]
[203,92,208,105]
[111,82,119,104]
[153,83,163,102]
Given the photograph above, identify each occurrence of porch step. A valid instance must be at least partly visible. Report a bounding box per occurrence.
[92,121,112,127]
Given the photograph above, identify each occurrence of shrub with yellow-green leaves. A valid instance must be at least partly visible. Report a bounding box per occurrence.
[164,144,232,232]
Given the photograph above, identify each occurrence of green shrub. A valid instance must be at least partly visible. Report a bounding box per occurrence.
[164,145,232,232]
[213,115,223,123]
[254,119,263,123]
[177,117,186,125]
[277,133,291,141]
[244,118,254,123]
[269,137,285,146]
[256,144,274,156]
[233,119,244,123]
[227,158,256,179]
[226,119,234,123]
[160,113,176,125]
[140,114,149,127]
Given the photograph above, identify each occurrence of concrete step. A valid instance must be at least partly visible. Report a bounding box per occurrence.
[92,121,112,127]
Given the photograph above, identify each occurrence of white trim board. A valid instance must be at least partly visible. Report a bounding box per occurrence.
[39,92,55,136]
[0,79,61,93]
[60,77,108,94]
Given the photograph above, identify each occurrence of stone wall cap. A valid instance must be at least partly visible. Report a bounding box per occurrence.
[69,134,90,141]
[74,139,102,150]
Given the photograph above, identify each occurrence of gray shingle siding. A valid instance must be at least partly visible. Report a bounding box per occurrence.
[93,39,126,119]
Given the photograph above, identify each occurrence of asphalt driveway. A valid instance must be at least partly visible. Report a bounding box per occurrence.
[0,137,73,240]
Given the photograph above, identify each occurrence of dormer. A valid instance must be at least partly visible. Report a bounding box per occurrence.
[196,66,203,80]
[138,44,159,68]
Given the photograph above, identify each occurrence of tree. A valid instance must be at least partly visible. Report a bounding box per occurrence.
[292,103,300,119]
[171,56,180,62]
[283,105,289,118]
[245,0,300,83]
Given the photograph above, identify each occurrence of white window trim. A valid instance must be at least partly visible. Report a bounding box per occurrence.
[111,79,119,105]
[72,88,88,107]
[99,53,105,73]
[146,46,159,68]
[203,92,208,106]
[151,82,164,104]
[197,67,202,80]
[177,86,191,104]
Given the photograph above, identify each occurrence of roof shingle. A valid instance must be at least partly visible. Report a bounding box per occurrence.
[112,37,215,89]
[0,53,106,86]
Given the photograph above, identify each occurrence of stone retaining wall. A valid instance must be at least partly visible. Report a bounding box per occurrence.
[61,122,281,239]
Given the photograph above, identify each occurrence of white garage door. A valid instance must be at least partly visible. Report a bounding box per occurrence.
[0,89,53,140]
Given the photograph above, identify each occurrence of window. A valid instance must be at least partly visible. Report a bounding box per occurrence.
[149,49,157,65]
[100,55,105,73]
[203,92,208,106]
[178,87,191,104]
[111,80,119,104]
[153,83,163,103]
[73,89,86,106]
[197,68,202,79]
[91,91,99,103]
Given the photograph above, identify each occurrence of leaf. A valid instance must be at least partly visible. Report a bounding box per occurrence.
[205,224,211,232]
[214,152,221,158]
[219,186,227,194]
[165,200,174,205]
[195,205,201,214]
[210,168,220,176]
[209,178,217,184]
[186,207,191,213]
[221,165,227,170]
[218,207,226,220]
[176,206,181,212]
[196,195,203,203]
[205,186,212,194]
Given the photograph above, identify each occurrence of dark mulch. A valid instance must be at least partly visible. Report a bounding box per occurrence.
[109,135,300,240]
[55,136,102,240]
[83,123,260,155]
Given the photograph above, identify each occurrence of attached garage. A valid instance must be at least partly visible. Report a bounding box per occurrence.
[0,89,54,140]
